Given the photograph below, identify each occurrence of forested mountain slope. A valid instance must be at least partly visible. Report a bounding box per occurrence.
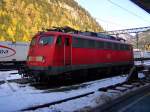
[0,0,103,42]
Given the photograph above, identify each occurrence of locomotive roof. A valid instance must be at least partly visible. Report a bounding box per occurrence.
[71,32,127,44]
[37,26,130,45]
[37,31,130,45]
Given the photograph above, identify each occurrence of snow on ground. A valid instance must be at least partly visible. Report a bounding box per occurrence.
[0,61,149,112]
[134,60,150,66]
[47,92,118,112]
[33,92,107,112]
[143,60,150,66]
[0,74,127,112]
[0,70,21,81]
[134,61,142,66]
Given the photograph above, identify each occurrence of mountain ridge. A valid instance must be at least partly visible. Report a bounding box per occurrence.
[0,0,103,42]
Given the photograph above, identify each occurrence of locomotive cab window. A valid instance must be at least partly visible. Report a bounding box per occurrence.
[30,38,36,46]
[39,36,54,45]
[56,36,62,46]
[65,38,70,46]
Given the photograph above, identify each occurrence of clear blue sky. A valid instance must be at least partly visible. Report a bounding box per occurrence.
[75,0,150,31]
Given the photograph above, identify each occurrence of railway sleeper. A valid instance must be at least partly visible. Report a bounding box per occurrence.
[131,82,141,87]
[98,83,124,92]
[103,87,128,93]
[143,79,150,83]
[106,89,122,94]
[114,86,128,92]
[121,84,134,89]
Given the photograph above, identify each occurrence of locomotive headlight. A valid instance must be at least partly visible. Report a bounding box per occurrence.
[36,56,44,62]
[28,56,33,61]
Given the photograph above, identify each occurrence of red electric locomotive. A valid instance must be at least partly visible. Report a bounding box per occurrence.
[27,27,134,79]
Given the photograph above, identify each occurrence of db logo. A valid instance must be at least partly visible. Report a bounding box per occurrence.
[0,45,16,58]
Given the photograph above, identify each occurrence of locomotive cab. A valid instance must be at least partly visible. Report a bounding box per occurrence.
[27,34,55,69]
[27,32,72,75]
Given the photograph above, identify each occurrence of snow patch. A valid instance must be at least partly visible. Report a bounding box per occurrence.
[0,75,127,111]
[0,70,21,81]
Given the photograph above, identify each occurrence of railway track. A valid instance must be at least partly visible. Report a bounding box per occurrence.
[20,64,150,112]
[21,76,150,111]
[0,70,128,111]
[0,63,150,111]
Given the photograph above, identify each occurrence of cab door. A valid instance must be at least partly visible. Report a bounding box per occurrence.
[64,36,72,65]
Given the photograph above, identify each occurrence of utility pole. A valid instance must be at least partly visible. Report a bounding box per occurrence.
[136,33,139,49]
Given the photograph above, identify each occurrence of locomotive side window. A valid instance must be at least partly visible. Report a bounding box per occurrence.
[104,42,108,49]
[65,38,70,46]
[73,37,85,48]
[127,45,130,50]
[30,38,36,46]
[98,41,104,48]
[72,37,77,47]
[114,43,118,50]
[124,45,127,50]
[108,42,112,49]
[111,43,115,50]
[95,41,99,48]
[117,44,120,50]
[79,38,85,47]
[126,45,130,50]
[120,44,124,50]
[88,40,95,48]
[72,36,131,51]
[123,45,126,50]
[119,44,121,50]
[39,36,54,45]
[56,36,62,46]
[105,42,110,49]
[84,39,88,48]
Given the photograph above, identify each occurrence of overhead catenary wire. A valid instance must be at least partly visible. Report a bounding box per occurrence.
[76,0,150,31]
[107,0,150,24]
[95,17,129,29]
[78,0,129,29]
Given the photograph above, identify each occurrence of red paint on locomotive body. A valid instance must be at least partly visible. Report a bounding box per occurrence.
[27,31,134,76]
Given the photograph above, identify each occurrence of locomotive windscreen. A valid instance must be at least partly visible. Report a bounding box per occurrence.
[39,36,54,45]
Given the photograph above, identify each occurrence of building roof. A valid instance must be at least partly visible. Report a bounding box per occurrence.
[130,0,150,14]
